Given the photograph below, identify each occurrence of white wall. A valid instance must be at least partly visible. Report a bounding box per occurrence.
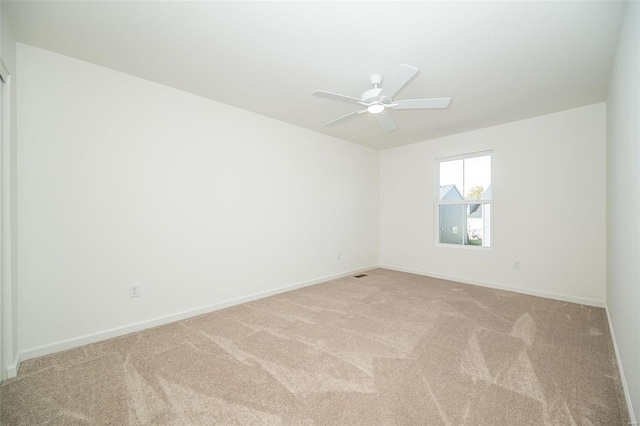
[380,103,606,305]
[0,3,19,379]
[606,2,639,422]
[17,44,379,354]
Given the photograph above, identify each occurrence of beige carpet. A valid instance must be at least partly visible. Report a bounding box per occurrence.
[0,269,630,425]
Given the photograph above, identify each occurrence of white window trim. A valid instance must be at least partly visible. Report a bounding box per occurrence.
[434,150,493,250]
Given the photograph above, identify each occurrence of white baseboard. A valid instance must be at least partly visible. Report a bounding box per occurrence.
[605,305,637,426]
[6,352,20,379]
[378,264,605,307]
[17,265,378,367]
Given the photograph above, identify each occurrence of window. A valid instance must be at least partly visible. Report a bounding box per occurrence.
[436,152,492,248]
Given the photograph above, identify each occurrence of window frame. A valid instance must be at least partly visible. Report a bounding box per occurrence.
[435,150,493,250]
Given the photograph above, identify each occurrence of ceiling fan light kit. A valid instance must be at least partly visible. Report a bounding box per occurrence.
[367,104,385,114]
[313,64,451,132]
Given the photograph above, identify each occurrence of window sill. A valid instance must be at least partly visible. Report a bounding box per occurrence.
[435,243,493,251]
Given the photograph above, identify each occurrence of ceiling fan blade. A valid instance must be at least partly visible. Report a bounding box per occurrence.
[324,109,366,126]
[378,64,420,100]
[374,110,397,132]
[391,98,451,110]
[313,90,363,105]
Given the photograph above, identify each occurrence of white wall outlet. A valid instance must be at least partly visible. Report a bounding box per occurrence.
[129,283,140,298]
[513,261,521,270]
[337,252,342,260]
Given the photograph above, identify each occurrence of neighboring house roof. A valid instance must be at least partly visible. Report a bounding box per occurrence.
[468,185,491,218]
[441,184,490,218]
[440,184,463,201]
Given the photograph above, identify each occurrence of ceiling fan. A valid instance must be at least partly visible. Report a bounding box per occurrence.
[313,64,451,132]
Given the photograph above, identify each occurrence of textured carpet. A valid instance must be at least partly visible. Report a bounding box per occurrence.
[0,269,630,425]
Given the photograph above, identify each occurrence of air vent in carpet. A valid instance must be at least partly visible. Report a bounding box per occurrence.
[354,274,367,278]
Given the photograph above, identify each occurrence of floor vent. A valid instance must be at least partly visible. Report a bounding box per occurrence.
[354,274,367,278]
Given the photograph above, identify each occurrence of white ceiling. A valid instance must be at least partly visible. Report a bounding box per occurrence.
[4,1,626,150]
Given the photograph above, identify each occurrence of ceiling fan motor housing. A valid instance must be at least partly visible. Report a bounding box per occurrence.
[361,88,382,103]
[362,74,384,103]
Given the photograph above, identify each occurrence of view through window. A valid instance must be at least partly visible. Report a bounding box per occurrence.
[436,152,492,248]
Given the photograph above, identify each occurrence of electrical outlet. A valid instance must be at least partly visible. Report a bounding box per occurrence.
[513,261,521,270]
[337,252,342,260]
[129,283,140,298]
